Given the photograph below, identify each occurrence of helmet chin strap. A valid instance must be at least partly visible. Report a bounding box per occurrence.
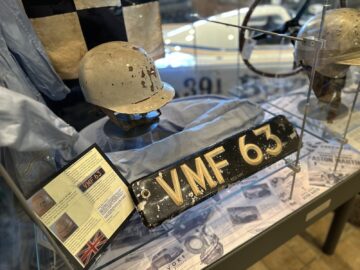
[326,90,342,123]
[308,70,346,122]
[99,106,161,132]
[317,76,344,123]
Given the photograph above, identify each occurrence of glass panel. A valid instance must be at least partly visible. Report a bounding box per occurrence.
[1,1,360,270]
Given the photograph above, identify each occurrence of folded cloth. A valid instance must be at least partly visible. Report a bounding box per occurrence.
[81,95,264,183]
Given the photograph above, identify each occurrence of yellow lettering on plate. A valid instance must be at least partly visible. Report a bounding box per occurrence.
[180,157,217,196]
[155,169,184,206]
[204,146,229,184]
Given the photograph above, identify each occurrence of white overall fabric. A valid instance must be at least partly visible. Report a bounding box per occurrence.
[0,88,78,152]
[0,88,89,270]
[0,0,86,194]
[0,2,77,268]
[81,95,264,183]
[0,87,89,193]
[0,0,89,192]
[0,87,88,269]
[0,2,71,264]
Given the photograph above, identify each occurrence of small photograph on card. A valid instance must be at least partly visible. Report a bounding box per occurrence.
[30,189,56,217]
[51,213,78,242]
[244,184,272,200]
[227,206,260,225]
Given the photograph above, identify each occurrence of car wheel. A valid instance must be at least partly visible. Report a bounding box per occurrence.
[184,235,205,254]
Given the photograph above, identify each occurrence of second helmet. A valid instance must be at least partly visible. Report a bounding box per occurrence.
[295,8,360,78]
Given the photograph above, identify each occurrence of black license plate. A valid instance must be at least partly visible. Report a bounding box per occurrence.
[130,115,299,228]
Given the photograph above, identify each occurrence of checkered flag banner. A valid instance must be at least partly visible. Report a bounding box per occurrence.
[22,0,164,80]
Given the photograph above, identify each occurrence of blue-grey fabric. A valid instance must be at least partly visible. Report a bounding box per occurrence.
[0,171,20,270]
[0,29,44,103]
[81,95,264,183]
[0,0,69,100]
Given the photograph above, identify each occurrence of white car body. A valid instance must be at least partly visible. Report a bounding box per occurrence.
[156,5,296,97]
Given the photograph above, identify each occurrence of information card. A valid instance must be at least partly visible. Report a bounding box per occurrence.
[28,146,134,268]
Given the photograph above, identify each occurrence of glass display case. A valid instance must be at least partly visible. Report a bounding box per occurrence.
[1,1,360,270]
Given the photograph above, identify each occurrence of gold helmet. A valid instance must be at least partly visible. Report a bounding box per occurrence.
[295,8,360,104]
[295,8,360,78]
[79,42,174,114]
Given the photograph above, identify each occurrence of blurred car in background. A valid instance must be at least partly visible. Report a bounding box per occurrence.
[156,5,296,97]
[227,206,260,224]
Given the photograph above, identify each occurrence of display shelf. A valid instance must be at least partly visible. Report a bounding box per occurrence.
[3,1,360,270]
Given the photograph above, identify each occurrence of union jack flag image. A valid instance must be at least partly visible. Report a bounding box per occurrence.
[76,230,108,266]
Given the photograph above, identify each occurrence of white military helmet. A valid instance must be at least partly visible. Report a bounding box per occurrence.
[295,8,360,78]
[79,41,175,114]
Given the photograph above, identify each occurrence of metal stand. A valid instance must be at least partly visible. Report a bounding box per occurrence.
[191,20,199,95]
[323,196,356,255]
[288,2,329,199]
[324,76,359,255]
